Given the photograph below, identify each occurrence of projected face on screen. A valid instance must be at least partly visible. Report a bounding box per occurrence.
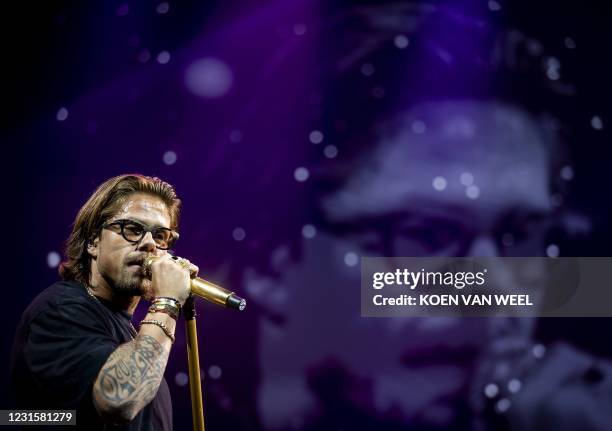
[320,101,553,258]
[248,101,556,430]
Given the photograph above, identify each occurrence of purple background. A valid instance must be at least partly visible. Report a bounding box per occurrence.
[5,1,612,430]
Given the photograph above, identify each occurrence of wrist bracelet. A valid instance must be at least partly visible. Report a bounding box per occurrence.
[152,297,181,309]
[155,296,181,304]
[148,303,180,320]
[140,319,175,343]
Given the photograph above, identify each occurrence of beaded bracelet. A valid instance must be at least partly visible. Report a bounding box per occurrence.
[140,319,175,343]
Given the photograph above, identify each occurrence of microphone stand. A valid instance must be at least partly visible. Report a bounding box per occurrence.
[143,255,246,430]
[184,296,205,431]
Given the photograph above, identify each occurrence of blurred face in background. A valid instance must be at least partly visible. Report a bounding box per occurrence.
[248,101,556,429]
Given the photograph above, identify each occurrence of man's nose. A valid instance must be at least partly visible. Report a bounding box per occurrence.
[137,231,157,252]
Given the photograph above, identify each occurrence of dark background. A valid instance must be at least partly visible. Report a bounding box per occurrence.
[3,1,612,430]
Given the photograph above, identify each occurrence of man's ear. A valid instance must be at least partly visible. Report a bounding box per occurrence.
[87,237,99,259]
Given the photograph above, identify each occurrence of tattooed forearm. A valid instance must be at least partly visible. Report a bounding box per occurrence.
[93,335,170,422]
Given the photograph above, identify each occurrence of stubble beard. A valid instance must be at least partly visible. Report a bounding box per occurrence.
[112,266,152,299]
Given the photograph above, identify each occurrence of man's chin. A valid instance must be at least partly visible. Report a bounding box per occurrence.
[114,274,152,298]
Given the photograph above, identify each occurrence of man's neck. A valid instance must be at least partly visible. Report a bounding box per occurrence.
[87,260,144,314]
[87,277,140,315]
[92,286,140,315]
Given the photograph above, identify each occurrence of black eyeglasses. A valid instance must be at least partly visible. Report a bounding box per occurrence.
[102,219,179,250]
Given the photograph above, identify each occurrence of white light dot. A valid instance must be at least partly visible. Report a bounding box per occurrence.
[157,51,171,64]
[229,129,243,143]
[208,365,222,379]
[156,2,170,14]
[163,151,177,165]
[138,49,151,63]
[394,35,409,49]
[47,251,61,268]
[185,57,233,99]
[56,107,69,122]
[460,172,474,186]
[591,115,603,130]
[344,252,359,267]
[294,167,309,182]
[488,0,501,11]
[323,145,338,159]
[432,176,447,191]
[293,24,307,36]
[564,37,576,49]
[411,120,426,134]
[546,244,559,257]
[309,130,324,144]
[174,372,188,386]
[302,224,317,239]
[533,344,546,358]
[484,383,499,399]
[466,185,480,199]
[560,166,574,181]
[360,63,375,77]
[232,227,246,242]
[495,398,511,414]
[507,379,522,394]
[116,4,129,16]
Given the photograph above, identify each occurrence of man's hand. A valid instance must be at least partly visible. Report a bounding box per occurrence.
[148,255,195,305]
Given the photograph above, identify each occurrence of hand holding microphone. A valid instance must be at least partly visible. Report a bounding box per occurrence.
[143,255,246,311]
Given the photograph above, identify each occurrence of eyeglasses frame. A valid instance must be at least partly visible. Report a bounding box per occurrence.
[101,218,179,250]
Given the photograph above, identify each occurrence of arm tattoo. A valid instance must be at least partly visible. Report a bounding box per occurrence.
[96,335,170,410]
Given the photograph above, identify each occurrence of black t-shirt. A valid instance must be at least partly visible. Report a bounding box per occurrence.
[10,280,172,431]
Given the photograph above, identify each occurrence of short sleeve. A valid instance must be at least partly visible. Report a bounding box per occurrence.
[23,300,119,408]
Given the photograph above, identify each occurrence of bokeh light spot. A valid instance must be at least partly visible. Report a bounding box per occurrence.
[294,167,309,182]
[47,251,61,268]
[185,58,233,99]
[163,151,177,165]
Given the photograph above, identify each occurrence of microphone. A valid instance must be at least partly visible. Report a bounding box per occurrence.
[142,256,246,311]
[190,276,246,311]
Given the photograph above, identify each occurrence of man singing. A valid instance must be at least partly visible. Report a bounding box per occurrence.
[10,174,195,430]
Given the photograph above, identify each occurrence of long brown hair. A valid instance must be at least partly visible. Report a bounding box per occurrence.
[59,174,181,284]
